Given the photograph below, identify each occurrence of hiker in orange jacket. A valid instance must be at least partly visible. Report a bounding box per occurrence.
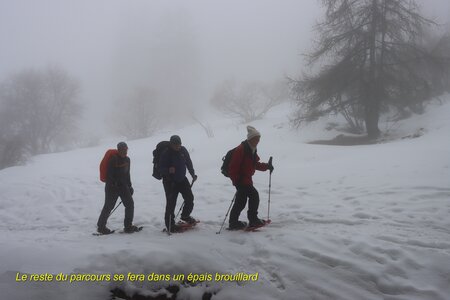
[97,142,139,234]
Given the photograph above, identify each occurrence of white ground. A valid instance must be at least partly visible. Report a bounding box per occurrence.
[0,96,449,300]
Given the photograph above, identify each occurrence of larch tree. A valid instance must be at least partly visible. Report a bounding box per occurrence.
[291,0,445,138]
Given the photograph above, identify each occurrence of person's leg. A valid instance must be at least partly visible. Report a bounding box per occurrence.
[229,186,249,225]
[97,184,119,229]
[163,179,179,230]
[119,187,134,229]
[179,177,194,219]
[247,186,261,224]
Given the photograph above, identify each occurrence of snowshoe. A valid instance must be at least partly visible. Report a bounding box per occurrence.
[123,225,143,233]
[163,221,198,235]
[93,227,115,236]
[180,216,199,225]
[248,218,267,228]
[245,219,271,231]
[227,221,248,231]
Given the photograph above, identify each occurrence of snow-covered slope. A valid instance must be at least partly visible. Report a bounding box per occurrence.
[0,97,449,300]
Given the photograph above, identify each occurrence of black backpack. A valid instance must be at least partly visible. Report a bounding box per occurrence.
[221,141,255,177]
[152,141,171,180]
[221,148,236,177]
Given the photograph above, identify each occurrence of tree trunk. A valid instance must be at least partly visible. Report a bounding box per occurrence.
[366,0,381,139]
[365,100,381,139]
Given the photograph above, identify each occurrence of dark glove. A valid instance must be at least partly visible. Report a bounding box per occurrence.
[192,174,198,182]
[129,186,134,195]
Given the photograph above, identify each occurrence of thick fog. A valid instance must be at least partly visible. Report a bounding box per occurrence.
[1,0,449,138]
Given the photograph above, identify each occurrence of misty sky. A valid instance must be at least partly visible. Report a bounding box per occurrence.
[1,0,449,135]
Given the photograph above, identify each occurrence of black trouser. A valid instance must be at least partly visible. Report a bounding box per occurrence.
[229,185,260,224]
[97,183,134,229]
[163,177,194,229]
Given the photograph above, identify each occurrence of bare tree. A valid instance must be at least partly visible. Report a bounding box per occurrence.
[211,79,288,123]
[41,67,81,151]
[0,66,81,169]
[191,115,214,138]
[291,0,447,139]
[110,87,160,139]
[0,133,27,169]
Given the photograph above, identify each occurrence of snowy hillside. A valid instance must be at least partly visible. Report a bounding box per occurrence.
[1,97,450,300]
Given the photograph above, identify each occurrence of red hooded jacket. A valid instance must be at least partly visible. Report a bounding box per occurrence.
[229,141,268,186]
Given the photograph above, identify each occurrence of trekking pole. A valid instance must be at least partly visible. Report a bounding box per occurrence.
[175,178,196,219]
[167,213,172,236]
[216,193,236,234]
[109,201,122,217]
[267,156,273,222]
[175,202,184,220]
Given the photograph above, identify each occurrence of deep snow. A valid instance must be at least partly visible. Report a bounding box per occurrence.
[0,97,449,300]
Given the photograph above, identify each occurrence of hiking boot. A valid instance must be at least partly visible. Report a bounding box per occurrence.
[180,216,197,224]
[123,225,140,233]
[97,226,113,235]
[249,219,265,228]
[229,220,247,230]
[169,224,182,233]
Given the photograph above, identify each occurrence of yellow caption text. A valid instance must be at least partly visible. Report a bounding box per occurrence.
[15,272,259,283]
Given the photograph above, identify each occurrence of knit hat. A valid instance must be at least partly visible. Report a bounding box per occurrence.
[170,135,182,145]
[117,142,128,150]
[246,126,261,141]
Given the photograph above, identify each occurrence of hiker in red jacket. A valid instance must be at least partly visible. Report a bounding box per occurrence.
[228,126,274,230]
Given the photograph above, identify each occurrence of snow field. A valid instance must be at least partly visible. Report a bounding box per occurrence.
[0,98,449,299]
